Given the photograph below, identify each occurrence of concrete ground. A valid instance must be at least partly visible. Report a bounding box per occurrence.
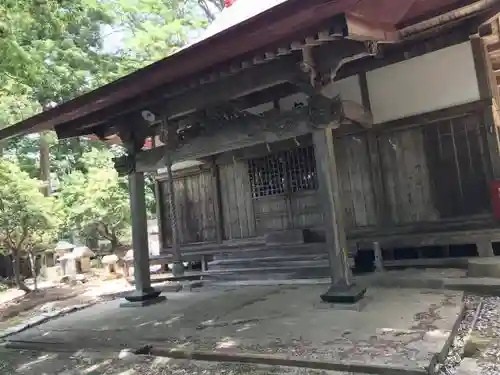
[0,348,366,375]
[1,284,464,374]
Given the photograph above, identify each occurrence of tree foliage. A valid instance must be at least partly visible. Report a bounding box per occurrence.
[58,149,132,252]
[0,159,60,291]
[0,0,224,281]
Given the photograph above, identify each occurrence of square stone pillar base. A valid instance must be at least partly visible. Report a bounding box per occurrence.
[320,283,366,304]
[121,289,166,308]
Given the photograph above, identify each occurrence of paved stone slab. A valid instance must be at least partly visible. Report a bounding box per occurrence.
[4,286,464,374]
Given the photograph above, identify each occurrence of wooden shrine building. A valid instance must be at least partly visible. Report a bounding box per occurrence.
[3,0,500,303]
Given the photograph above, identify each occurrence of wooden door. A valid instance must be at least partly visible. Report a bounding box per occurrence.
[247,146,322,235]
[159,169,218,245]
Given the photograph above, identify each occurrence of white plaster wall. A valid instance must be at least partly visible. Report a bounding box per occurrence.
[322,75,363,104]
[367,41,480,124]
[278,75,363,111]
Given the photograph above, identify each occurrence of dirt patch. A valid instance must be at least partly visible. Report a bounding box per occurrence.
[0,287,83,322]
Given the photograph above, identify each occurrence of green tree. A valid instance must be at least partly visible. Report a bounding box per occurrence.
[109,0,216,66]
[58,149,132,254]
[1,0,221,182]
[0,159,60,292]
[1,0,131,196]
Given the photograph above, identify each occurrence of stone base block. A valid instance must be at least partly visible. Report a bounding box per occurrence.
[121,295,166,308]
[122,288,165,308]
[467,257,500,278]
[320,283,366,304]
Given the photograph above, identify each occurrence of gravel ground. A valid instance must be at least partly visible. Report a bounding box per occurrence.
[437,295,500,375]
[437,294,481,375]
[473,296,500,374]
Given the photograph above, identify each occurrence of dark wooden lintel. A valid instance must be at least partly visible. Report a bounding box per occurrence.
[133,97,343,172]
[334,99,489,138]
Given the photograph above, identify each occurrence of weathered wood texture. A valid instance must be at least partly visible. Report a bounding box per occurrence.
[159,169,218,245]
[219,161,256,240]
[378,126,438,224]
[156,110,492,250]
[334,133,377,229]
[422,114,490,218]
[376,113,490,224]
[218,149,323,239]
[252,191,323,235]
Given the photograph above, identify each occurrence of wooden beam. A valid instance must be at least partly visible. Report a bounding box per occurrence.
[58,39,377,140]
[171,82,300,126]
[335,100,489,138]
[134,98,343,172]
[55,55,302,138]
[163,58,302,118]
[136,116,312,172]
[355,228,500,249]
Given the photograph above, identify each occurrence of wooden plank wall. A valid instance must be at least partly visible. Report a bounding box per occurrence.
[159,170,218,245]
[219,158,323,239]
[375,113,490,226]
[290,190,323,230]
[422,114,490,218]
[378,126,439,224]
[334,133,377,229]
[252,191,323,235]
[253,195,289,234]
[219,161,256,239]
[157,112,492,246]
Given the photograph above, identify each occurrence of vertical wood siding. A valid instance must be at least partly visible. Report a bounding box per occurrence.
[335,134,377,229]
[423,114,490,218]
[219,161,256,239]
[159,169,218,245]
[379,126,439,224]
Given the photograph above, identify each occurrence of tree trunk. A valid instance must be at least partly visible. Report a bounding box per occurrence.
[28,251,38,291]
[40,131,51,197]
[12,249,31,293]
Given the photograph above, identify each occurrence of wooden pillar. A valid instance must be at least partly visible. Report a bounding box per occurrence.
[211,159,224,244]
[154,179,166,251]
[123,171,164,306]
[312,127,366,303]
[471,36,500,180]
[165,153,185,277]
[152,136,166,253]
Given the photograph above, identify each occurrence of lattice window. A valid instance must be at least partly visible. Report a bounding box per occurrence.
[248,146,317,198]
